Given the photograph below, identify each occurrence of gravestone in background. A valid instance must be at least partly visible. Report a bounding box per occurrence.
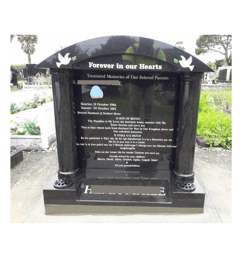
[36,36,213,214]
[218,66,232,83]
[26,64,47,77]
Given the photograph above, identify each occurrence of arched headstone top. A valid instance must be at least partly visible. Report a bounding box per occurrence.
[36,35,213,73]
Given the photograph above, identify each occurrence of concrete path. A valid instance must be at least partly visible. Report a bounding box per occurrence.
[10,146,231,223]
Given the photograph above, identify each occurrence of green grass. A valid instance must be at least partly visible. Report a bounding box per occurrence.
[197,89,232,149]
[200,89,232,114]
[10,86,20,92]
[11,64,26,67]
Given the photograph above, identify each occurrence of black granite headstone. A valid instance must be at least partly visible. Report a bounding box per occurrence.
[36,36,213,213]
[10,66,18,85]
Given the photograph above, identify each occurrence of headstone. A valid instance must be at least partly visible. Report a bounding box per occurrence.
[11,149,23,168]
[36,36,213,214]
[26,64,47,77]
[23,67,28,79]
[218,66,232,82]
[10,72,18,85]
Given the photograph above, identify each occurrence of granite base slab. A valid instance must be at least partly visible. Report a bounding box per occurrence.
[43,170,205,214]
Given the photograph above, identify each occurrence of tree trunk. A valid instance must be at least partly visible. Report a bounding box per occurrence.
[225,48,229,65]
[28,53,31,64]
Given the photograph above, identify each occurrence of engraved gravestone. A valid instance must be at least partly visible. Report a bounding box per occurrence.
[36,36,213,214]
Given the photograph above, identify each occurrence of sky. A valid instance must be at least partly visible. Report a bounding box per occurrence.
[10,34,226,66]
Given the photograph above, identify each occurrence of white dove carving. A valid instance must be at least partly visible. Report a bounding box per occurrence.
[56,53,71,68]
[179,55,194,71]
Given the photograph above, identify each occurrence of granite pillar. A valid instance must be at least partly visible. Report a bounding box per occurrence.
[50,69,79,178]
[173,73,203,183]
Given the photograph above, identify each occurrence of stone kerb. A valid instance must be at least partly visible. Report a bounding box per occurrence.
[201,83,232,91]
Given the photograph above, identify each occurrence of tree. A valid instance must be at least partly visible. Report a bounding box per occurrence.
[10,35,15,42]
[195,35,232,66]
[228,53,232,66]
[17,35,38,64]
[206,61,216,71]
[175,41,185,50]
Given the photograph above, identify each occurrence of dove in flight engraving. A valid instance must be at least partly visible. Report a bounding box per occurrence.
[179,55,194,71]
[56,53,71,68]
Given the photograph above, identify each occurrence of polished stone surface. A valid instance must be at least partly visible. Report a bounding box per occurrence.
[71,71,203,182]
[10,149,231,222]
[173,73,202,181]
[51,69,79,177]
[43,171,204,209]
[36,36,213,73]
[73,71,179,175]
[36,35,213,210]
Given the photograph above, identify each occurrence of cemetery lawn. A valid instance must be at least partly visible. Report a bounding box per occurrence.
[197,89,232,149]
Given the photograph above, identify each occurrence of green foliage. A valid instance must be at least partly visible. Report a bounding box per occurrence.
[197,89,232,149]
[195,35,232,65]
[200,89,232,114]
[24,122,40,135]
[20,99,33,111]
[197,111,231,149]
[16,130,26,135]
[10,128,16,134]
[10,94,52,114]
[206,61,216,71]
[10,85,21,92]
[11,64,26,67]
[32,94,46,106]
[47,95,53,102]
[198,94,212,113]
[16,35,38,64]
[175,41,185,50]
[215,59,227,68]
[228,54,232,66]
[11,122,40,135]
[10,103,17,114]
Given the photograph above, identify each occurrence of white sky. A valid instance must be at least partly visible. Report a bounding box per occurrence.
[10,34,225,66]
